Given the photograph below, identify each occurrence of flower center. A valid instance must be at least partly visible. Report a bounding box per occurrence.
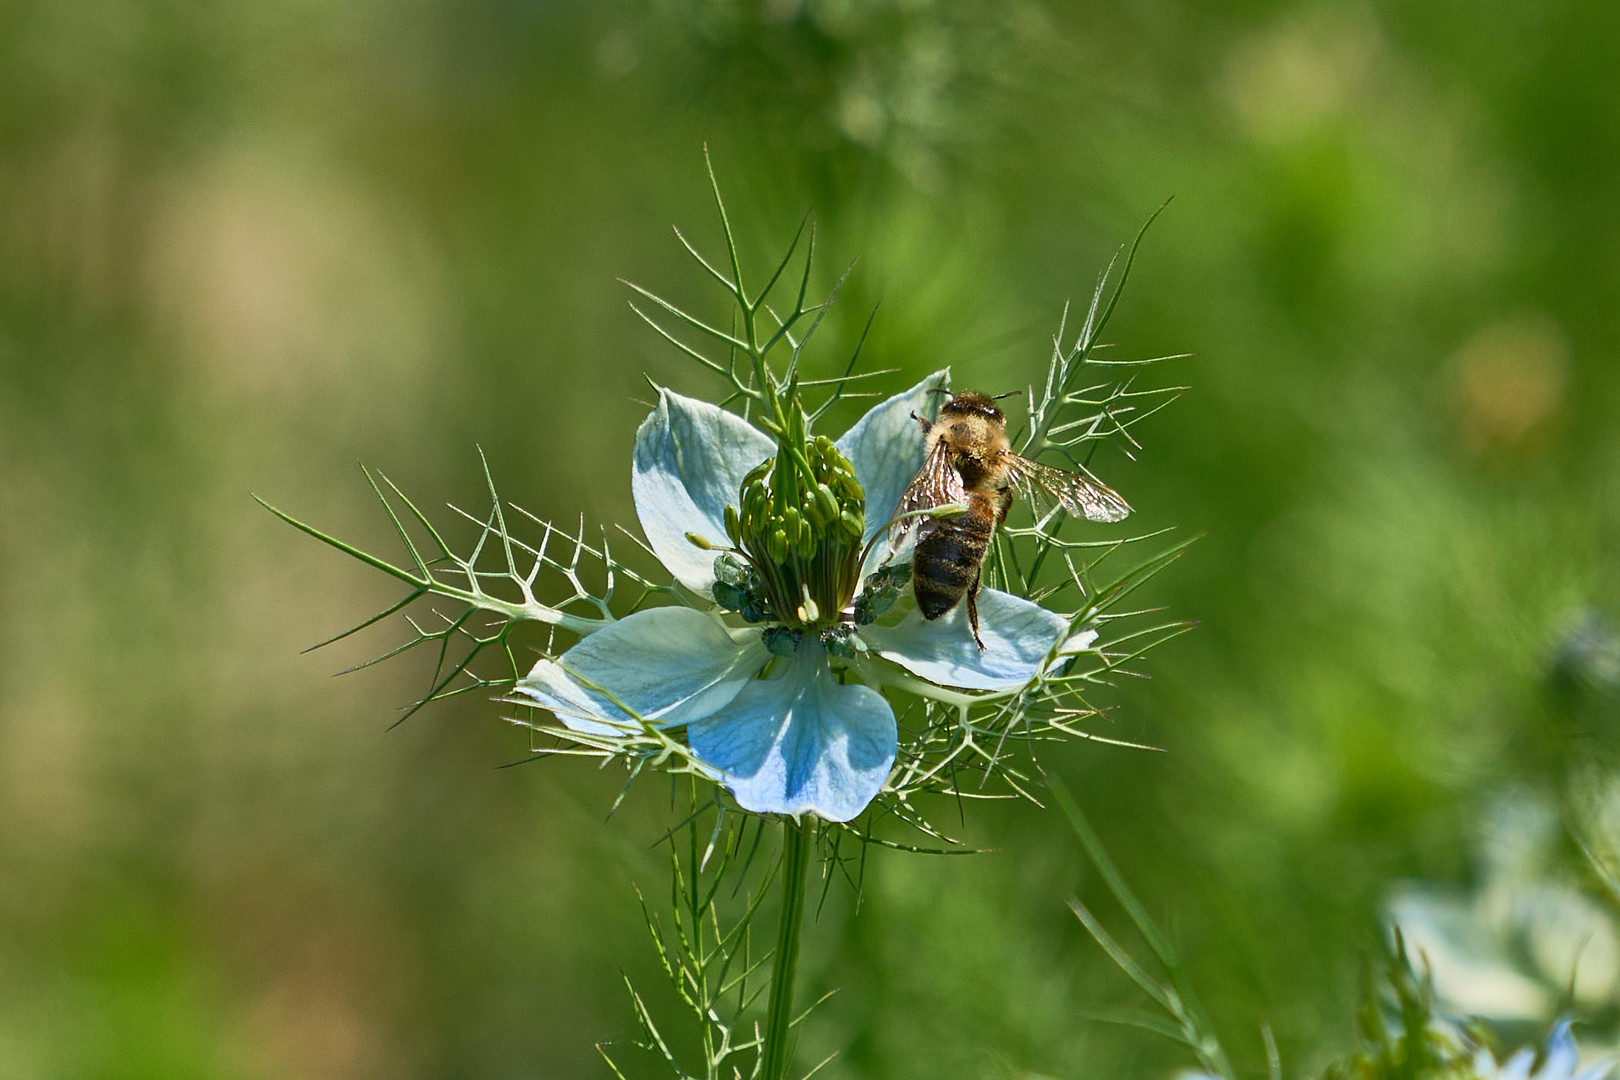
[721,432,865,629]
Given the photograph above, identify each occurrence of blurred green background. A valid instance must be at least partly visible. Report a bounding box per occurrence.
[3,0,1619,1077]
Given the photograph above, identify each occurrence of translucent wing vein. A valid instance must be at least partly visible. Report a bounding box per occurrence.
[1002,454,1131,523]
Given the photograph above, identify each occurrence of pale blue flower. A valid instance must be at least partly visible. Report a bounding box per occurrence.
[512,372,1076,822]
[1387,795,1620,1022]
[1472,1022,1616,1080]
[1175,1023,1616,1080]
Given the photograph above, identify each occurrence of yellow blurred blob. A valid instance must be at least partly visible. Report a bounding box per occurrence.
[1220,5,1384,141]
[1447,313,1569,455]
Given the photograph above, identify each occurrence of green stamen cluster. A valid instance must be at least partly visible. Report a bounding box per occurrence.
[723,431,865,629]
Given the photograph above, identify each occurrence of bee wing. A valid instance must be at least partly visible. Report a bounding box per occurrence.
[1002,454,1132,524]
[888,439,965,548]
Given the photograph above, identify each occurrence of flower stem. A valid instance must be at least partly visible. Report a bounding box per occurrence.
[762,817,811,1080]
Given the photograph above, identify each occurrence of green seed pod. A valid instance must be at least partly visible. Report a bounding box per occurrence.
[723,505,742,545]
[839,509,864,538]
[768,527,789,564]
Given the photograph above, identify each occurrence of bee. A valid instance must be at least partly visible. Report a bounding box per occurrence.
[891,391,1132,649]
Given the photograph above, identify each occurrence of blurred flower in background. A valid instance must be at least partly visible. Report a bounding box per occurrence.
[1472,1024,1617,1080]
[1389,794,1620,1035]
[1316,934,1616,1080]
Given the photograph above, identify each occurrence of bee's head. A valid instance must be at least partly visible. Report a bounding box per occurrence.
[935,389,1018,423]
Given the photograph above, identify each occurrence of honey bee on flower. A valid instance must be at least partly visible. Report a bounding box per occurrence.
[893,389,1131,649]
[514,373,1089,822]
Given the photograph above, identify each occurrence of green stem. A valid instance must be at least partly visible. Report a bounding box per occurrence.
[762,817,811,1080]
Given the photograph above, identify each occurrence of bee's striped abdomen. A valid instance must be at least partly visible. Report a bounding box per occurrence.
[912,493,996,620]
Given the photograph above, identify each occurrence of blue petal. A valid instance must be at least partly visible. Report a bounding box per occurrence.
[1499,1047,1536,1080]
[859,587,1069,691]
[632,389,775,595]
[687,645,896,822]
[514,607,765,736]
[1541,1022,1581,1079]
[834,370,950,563]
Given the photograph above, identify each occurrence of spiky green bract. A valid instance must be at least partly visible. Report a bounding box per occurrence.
[599,791,834,1080]
[622,150,889,442]
[1319,936,1615,1080]
[255,451,664,726]
[1320,933,1485,1080]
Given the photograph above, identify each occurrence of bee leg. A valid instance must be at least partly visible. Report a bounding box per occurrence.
[967,574,986,651]
[909,410,932,434]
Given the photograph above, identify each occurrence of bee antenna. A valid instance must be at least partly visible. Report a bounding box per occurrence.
[991,390,1023,400]
[925,387,954,397]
